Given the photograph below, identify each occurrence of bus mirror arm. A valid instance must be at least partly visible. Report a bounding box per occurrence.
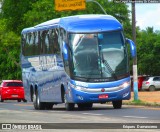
[126,38,136,58]
[62,41,69,61]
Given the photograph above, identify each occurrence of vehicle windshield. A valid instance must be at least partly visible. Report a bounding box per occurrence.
[69,31,129,81]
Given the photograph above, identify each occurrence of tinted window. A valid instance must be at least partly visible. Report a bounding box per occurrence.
[6,82,23,87]
[153,77,160,81]
[144,77,150,81]
[22,28,60,56]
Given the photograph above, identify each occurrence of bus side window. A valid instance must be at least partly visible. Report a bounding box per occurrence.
[41,30,48,54]
[48,28,60,55]
[53,28,60,54]
[21,34,26,56]
[48,29,54,54]
[35,31,39,55]
[25,33,32,56]
[45,30,49,54]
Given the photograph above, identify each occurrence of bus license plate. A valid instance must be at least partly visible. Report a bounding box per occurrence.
[99,94,108,99]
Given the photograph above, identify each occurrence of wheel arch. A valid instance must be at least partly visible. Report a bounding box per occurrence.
[30,84,38,102]
[61,84,65,103]
[30,85,34,102]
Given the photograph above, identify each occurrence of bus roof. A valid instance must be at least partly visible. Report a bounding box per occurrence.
[59,14,122,33]
[21,14,122,34]
[21,18,60,34]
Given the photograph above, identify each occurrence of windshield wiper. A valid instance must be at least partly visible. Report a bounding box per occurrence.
[101,53,117,80]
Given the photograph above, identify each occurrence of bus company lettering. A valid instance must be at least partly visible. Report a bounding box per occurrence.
[39,55,57,70]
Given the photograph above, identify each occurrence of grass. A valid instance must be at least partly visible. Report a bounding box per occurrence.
[123,99,160,107]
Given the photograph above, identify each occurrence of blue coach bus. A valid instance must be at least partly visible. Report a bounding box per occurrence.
[21,14,136,110]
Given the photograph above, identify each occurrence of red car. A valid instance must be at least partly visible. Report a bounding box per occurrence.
[131,76,146,91]
[138,76,146,90]
[0,80,26,102]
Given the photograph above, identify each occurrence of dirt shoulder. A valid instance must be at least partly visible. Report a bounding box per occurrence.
[124,91,160,105]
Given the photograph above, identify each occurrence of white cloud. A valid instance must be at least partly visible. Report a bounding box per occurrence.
[128,4,160,31]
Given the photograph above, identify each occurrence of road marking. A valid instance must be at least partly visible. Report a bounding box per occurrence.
[123,116,148,119]
[14,104,33,106]
[48,111,65,113]
[82,113,103,116]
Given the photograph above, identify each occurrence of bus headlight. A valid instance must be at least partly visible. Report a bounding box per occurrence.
[69,83,86,91]
[75,86,85,91]
[119,81,130,89]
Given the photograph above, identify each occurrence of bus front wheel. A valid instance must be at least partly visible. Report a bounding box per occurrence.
[64,93,75,111]
[112,100,122,109]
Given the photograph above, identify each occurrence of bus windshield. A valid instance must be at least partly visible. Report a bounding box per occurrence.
[69,31,129,81]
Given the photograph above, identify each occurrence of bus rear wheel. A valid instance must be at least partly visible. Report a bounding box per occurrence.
[33,90,45,110]
[112,100,122,109]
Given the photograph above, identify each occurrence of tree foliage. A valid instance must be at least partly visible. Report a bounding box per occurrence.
[1,0,159,79]
[1,0,36,33]
[0,19,21,80]
[0,0,132,80]
[137,27,160,75]
[23,0,131,39]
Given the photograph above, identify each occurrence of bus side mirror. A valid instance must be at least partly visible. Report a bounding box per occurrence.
[126,38,136,58]
[62,42,68,61]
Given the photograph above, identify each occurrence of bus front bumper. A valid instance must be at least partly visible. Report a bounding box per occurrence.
[68,87,131,103]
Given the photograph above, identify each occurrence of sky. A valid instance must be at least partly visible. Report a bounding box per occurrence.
[127,3,160,31]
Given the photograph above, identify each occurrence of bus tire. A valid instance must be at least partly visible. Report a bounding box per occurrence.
[65,102,75,111]
[64,93,74,111]
[112,100,122,109]
[33,90,45,110]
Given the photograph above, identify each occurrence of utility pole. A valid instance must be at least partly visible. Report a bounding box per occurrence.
[132,1,138,100]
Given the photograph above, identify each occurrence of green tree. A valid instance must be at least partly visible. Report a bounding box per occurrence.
[23,0,131,38]
[0,0,133,80]
[1,0,36,33]
[137,27,160,75]
[0,19,21,80]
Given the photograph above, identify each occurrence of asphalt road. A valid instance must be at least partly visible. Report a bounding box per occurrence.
[0,101,160,132]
